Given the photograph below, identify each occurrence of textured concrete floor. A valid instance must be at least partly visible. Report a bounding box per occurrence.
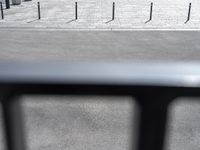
[0,29,200,150]
[1,29,200,62]
[22,96,135,150]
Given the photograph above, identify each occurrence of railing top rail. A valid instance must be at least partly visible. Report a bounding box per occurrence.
[0,62,200,88]
[1,61,200,150]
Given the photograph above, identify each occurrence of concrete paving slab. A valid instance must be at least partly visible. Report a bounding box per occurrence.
[1,29,200,62]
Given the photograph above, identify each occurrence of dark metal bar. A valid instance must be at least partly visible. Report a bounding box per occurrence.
[1,94,26,150]
[136,94,173,150]
[5,0,10,9]
[75,2,77,20]
[137,107,168,150]
[38,2,41,20]
[112,2,115,20]
[0,2,4,20]
[150,2,153,20]
[185,3,191,24]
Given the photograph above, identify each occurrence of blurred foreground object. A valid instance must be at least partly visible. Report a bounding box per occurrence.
[12,0,21,5]
[1,62,200,150]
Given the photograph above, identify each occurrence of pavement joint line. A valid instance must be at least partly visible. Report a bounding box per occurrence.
[1,27,200,31]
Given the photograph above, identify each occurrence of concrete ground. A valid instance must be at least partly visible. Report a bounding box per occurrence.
[0,29,200,150]
[0,0,200,29]
[1,29,200,62]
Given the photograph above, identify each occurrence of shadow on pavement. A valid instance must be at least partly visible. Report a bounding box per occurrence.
[105,19,114,24]
[66,19,76,23]
[27,19,39,23]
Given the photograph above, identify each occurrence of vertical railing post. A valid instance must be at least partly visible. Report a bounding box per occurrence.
[38,2,41,20]
[112,2,115,20]
[5,0,10,9]
[1,94,26,150]
[135,93,174,150]
[185,3,191,24]
[75,2,78,20]
[0,2,4,20]
[150,2,153,21]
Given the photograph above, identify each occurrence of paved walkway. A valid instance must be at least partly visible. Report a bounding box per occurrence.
[0,0,200,29]
[1,29,200,61]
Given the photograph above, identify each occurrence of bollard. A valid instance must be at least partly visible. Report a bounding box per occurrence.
[112,2,115,20]
[38,2,41,19]
[0,2,4,20]
[75,2,78,20]
[185,3,191,23]
[5,0,10,9]
[150,2,153,20]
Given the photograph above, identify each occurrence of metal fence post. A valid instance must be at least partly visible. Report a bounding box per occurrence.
[38,2,41,19]
[150,2,153,20]
[136,94,173,150]
[185,3,191,23]
[75,2,78,20]
[112,2,115,20]
[0,2,4,20]
[5,0,10,9]
[2,95,26,150]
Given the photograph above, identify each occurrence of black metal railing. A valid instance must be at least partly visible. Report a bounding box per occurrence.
[1,62,200,150]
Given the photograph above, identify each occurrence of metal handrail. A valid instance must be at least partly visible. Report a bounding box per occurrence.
[1,62,200,150]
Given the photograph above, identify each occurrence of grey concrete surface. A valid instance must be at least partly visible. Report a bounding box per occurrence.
[22,96,135,150]
[166,99,200,150]
[0,29,200,150]
[1,29,200,62]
